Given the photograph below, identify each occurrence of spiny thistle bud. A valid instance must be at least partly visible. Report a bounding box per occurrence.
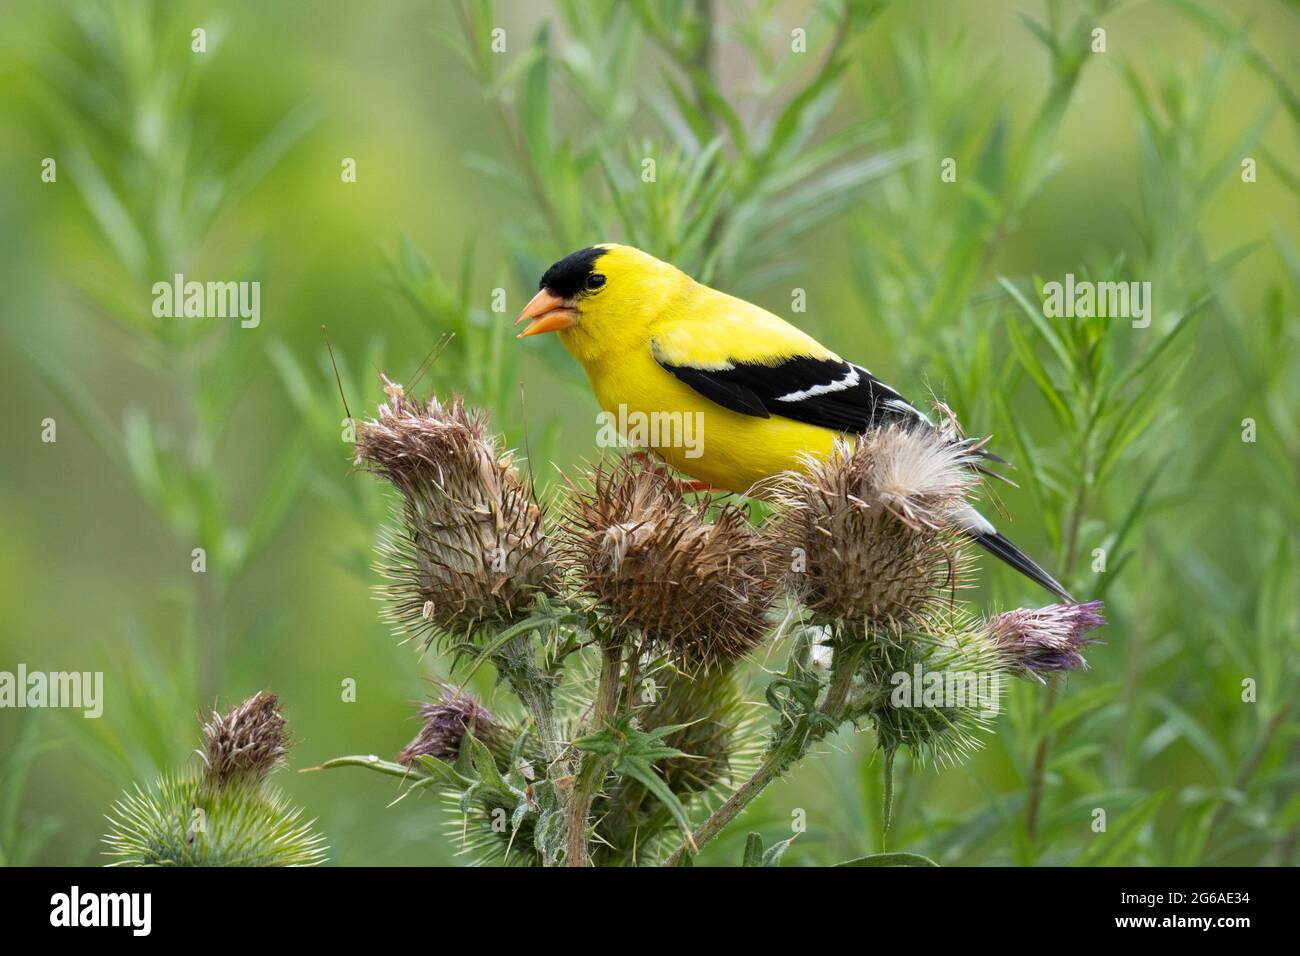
[354,382,555,646]
[564,459,780,670]
[861,614,1009,767]
[985,600,1105,676]
[103,691,326,866]
[639,667,751,796]
[201,690,287,788]
[767,426,977,626]
[398,692,503,764]
[103,776,327,867]
[595,665,759,864]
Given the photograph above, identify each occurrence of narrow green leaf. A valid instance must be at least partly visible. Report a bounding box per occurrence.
[307,755,419,780]
[761,834,798,866]
[999,276,1076,375]
[834,852,939,867]
[467,733,509,793]
[616,756,695,850]
[1074,792,1167,867]
[520,25,552,162]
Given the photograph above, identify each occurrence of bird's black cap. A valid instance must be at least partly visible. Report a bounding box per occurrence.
[539,246,606,298]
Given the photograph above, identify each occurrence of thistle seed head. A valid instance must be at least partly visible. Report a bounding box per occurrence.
[564,459,780,671]
[201,691,288,788]
[398,692,502,765]
[355,385,556,645]
[767,426,978,627]
[985,600,1105,675]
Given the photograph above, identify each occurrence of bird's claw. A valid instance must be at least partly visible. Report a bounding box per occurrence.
[626,451,720,495]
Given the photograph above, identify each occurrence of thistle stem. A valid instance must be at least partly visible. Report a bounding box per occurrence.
[1024,679,1058,841]
[821,641,865,721]
[492,633,565,774]
[881,747,896,851]
[594,642,624,727]
[564,642,623,867]
[662,731,806,866]
[1025,432,1093,843]
[490,631,575,867]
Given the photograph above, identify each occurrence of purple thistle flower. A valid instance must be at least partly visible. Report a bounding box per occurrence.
[986,600,1105,676]
[398,694,499,764]
[201,691,288,788]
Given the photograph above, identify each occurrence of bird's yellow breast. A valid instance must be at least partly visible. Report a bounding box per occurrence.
[582,347,838,494]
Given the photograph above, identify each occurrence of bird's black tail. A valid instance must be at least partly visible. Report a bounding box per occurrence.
[968,529,1074,603]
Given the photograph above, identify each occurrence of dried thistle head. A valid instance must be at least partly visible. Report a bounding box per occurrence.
[986,601,1104,676]
[355,384,555,645]
[201,691,287,788]
[398,692,503,765]
[564,459,780,671]
[767,426,978,627]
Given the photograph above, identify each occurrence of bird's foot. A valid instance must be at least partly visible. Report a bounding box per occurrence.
[626,451,721,495]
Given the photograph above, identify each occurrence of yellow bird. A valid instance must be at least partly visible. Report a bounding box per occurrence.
[516,243,1072,602]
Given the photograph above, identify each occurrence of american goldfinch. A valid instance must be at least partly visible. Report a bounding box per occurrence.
[516,243,1072,602]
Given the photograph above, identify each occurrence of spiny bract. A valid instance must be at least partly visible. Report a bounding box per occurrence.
[103,773,327,867]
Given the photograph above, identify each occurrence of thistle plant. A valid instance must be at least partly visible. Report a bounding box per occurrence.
[321,382,1103,866]
[103,692,327,866]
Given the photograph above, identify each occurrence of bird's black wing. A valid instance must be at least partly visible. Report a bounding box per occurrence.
[653,345,1065,597]
[653,348,928,434]
[653,346,1014,481]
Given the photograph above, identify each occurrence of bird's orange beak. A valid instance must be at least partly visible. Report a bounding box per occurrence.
[516,289,577,338]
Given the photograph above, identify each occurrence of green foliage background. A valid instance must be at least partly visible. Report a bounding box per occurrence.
[0,0,1296,866]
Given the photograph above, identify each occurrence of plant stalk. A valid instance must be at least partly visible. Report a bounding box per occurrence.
[564,642,623,867]
[492,632,565,774]
[821,640,865,721]
[1026,445,1092,844]
[662,731,806,866]
[881,746,896,850]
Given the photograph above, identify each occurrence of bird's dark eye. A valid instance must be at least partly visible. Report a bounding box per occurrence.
[585,272,606,291]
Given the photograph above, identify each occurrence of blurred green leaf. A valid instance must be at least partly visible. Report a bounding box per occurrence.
[835,851,939,866]
[1074,793,1167,866]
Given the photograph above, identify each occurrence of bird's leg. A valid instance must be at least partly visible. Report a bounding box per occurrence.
[675,478,722,494]
[626,449,659,471]
[626,450,722,495]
